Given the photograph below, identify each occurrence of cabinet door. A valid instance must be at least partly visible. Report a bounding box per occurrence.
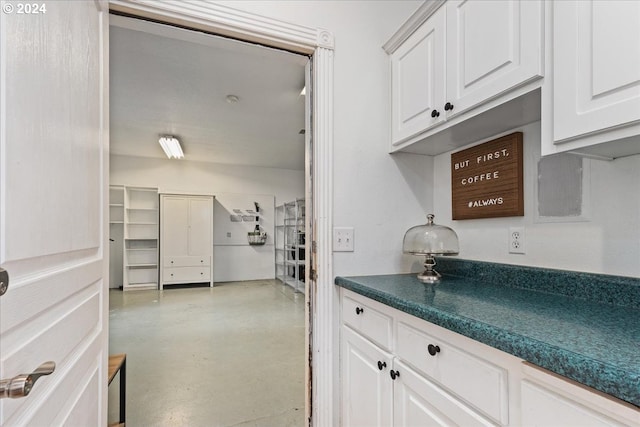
[342,326,393,427]
[188,197,213,256]
[393,360,495,427]
[391,5,445,146]
[521,381,625,427]
[553,1,640,143]
[162,196,189,257]
[446,0,542,117]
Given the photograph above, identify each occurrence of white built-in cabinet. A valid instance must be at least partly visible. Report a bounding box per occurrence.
[542,0,640,158]
[160,194,214,289]
[109,185,159,290]
[389,0,640,159]
[391,6,445,143]
[445,0,543,117]
[342,326,393,426]
[341,289,639,426]
[388,0,543,154]
[521,363,640,427]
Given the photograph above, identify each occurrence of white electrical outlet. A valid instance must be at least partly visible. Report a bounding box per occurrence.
[509,227,525,254]
[333,227,354,252]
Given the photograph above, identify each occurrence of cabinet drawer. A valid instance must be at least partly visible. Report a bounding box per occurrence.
[164,256,211,268]
[342,294,393,350]
[163,266,210,283]
[396,321,509,425]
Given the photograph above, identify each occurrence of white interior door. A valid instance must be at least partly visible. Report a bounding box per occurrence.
[0,1,108,425]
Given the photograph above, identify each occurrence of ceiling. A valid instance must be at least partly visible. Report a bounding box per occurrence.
[109,15,308,171]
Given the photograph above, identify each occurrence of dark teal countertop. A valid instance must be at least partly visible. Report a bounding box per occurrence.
[335,260,640,407]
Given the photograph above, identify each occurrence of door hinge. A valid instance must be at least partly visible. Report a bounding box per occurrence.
[310,268,318,281]
[312,241,317,253]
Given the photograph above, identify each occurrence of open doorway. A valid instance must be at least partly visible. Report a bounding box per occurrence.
[107,13,311,426]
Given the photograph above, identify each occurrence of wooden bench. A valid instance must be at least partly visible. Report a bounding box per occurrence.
[108,354,126,427]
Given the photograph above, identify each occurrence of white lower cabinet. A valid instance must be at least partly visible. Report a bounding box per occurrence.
[340,289,639,427]
[521,364,640,427]
[342,326,393,427]
[396,321,509,424]
[341,289,507,426]
[394,360,495,426]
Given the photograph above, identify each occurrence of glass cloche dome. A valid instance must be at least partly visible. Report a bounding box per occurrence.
[403,214,459,283]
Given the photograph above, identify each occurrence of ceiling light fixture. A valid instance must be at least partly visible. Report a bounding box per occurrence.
[158,135,184,159]
[226,94,240,103]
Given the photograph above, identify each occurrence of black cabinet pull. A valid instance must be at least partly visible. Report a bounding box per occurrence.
[377,361,387,371]
[444,102,454,111]
[428,344,441,356]
[431,110,440,118]
[390,370,400,380]
[355,307,364,315]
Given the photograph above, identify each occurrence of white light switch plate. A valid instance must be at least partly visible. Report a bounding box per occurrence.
[333,227,354,252]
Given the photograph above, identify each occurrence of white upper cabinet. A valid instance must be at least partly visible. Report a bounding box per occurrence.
[387,1,544,154]
[445,0,543,117]
[391,6,445,145]
[543,0,640,158]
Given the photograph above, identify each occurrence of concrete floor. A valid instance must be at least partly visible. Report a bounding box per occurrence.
[108,280,306,427]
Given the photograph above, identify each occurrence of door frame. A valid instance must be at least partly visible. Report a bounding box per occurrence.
[107,2,336,425]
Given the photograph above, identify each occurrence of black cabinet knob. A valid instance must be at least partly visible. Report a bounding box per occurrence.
[428,344,441,356]
[444,102,454,111]
[377,361,387,371]
[431,109,440,118]
[355,307,364,315]
[390,370,400,380]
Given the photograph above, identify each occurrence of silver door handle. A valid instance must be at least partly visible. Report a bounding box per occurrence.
[0,361,55,399]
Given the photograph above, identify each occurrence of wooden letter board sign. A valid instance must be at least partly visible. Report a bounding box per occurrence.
[451,132,523,220]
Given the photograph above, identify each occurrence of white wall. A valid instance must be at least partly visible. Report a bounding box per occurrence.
[111,154,304,203]
[432,121,640,278]
[110,154,304,281]
[216,0,431,277]
[213,193,275,282]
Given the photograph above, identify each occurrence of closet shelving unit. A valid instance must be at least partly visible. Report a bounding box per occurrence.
[123,187,159,290]
[280,198,306,293]
[109,186,125,289]
[275,204,286,284]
